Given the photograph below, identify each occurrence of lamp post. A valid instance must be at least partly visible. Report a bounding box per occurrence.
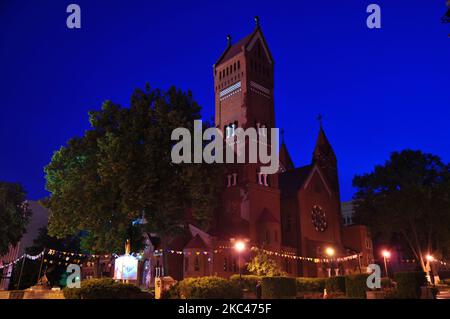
[325,247,335,277]
[426,254,435,284]
[381,250,391,278]
[234,240,246,281]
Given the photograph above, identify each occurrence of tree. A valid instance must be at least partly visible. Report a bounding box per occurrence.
[247,249,285,276]
[44,85,224,255]
[0,182,31,255]
[353,150,450,273]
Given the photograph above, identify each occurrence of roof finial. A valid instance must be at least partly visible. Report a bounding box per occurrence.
[254,16,260,28]
[281,128,285,143]
[316,114,323,129]
[226,34,232,47]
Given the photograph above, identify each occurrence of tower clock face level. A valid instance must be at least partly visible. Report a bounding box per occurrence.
[311,205,327,232]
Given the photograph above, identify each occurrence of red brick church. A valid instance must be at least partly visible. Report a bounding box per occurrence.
[142,20,373,285]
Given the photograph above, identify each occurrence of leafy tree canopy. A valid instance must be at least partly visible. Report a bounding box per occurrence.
[353,150,450,271]
[247,249,286,276]
[44,85,224,253]
[0,182,31,255]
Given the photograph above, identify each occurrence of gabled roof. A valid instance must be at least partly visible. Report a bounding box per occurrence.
[215,26,274,66]
[184,234,208,249]
[257,208,279,223]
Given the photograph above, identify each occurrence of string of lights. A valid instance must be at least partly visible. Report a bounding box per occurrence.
[154,246,362,263]
[3,247,448,269]
[0,251,45,270]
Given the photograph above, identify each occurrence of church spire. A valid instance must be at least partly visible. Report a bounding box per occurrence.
[279,141,294,171]
[312,124,336,166]
[312,121,339,192]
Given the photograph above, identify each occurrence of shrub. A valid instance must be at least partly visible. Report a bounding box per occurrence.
[325,276,346,293]
[345,274,369,298]
[247,250,285,276]
[161,282,180,299]
[63,278,149,299]
[296,277,326,292]
[381,277,392,288]
[178,277,242,299]
[230,275,261,293]
[261,276,296,299]
[394,271,427,299]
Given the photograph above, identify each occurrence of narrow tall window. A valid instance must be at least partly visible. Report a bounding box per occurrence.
[232,173,237,186]
[257,171,263,185]
[194,255,200,271]
[226,174,232,188]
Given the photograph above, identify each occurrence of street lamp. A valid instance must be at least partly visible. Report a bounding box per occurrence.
[325,247,335,277]
[425,254,435,284]
[381,250,391,277]
[234,240,246,280]
[325,247,335,257]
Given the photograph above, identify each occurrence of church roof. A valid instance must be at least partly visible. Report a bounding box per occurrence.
[279,165,313,197]
[279,142,294,171]
[216,33,254,65]
[257,208,279,223]
[215,25,273,66]
[184,234,208,249]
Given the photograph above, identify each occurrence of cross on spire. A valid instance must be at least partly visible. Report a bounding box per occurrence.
[254,16,260,28]
[226,34,232,46]
[316,114,323,128]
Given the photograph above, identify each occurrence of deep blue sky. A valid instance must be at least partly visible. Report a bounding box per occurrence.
[1,1,449,201]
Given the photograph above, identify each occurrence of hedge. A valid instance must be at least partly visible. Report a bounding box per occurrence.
[345,274,369,298]
[261,277,297,299]
[177,277,242,299]
[394,271,427,299]
[230,275,261,293]
[325,276,346,293]
[63,278,150,299]
[381,277,392,288]
[296,277,326,292]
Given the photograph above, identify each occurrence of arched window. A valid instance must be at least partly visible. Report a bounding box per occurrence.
[265,230,270,244]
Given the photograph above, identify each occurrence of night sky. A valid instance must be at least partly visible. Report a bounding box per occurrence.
[1,1,449,201]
